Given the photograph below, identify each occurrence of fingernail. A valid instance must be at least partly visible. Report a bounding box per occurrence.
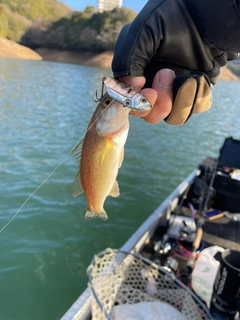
[157,69,175,88]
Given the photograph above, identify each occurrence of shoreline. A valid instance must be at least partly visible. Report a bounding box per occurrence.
[0,37,42,60]
[35,48,240,82]
[35,48,113,69]
[0,37,238,81]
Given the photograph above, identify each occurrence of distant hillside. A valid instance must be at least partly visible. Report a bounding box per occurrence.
[0,0,72,42]
[20,7,137,52]
[0,1,136,52]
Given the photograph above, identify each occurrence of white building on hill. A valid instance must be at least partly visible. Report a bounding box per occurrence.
[98,0,122,12]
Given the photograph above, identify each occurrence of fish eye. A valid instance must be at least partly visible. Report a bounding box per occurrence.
[141,98,147,103]
[103,98,111,106]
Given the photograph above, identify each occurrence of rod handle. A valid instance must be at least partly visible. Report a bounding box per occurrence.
[193,227,203,249]
[187,228,203,271]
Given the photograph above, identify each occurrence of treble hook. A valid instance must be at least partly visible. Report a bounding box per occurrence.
[92,78,105,102]
[92,90,101,102]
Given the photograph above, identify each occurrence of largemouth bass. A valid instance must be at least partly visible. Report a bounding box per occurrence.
[72,77,152,220]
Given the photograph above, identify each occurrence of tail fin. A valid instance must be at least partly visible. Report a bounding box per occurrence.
[85,210,108,221]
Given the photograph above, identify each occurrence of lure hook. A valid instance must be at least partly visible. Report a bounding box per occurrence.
[92,90,101,102]
[92,78,105,102]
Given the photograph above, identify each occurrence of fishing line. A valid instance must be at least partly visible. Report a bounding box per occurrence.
[0,97,116,234]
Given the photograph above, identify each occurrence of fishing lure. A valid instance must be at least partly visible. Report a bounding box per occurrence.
[93,75,152,112]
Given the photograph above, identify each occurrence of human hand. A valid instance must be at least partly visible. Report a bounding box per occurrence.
[120,69,175,124]
[112,0,237,125]
[120,68,212,125]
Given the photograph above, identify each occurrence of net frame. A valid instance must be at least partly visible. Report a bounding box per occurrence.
[87,248,213,320]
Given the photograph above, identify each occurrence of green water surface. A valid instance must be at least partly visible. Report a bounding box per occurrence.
[0,58,240,320]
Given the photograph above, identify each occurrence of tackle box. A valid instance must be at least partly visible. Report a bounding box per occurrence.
[212,137,240,212]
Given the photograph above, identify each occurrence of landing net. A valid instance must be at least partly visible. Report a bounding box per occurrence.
[87,248,212,320]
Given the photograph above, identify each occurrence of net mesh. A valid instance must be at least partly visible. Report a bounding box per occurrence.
[87,248,212,320]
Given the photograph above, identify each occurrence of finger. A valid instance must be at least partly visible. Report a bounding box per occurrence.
[143,69,175,124]
[119,76,146,91]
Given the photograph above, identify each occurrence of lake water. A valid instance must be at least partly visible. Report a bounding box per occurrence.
[0,58,240,320]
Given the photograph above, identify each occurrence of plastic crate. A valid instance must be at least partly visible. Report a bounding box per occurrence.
[218,137,240,169]
[213,173,240,212]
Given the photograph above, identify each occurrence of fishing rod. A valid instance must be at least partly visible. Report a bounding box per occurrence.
[187,161,218,272]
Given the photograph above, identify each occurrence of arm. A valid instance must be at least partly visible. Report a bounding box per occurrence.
[188,0,240,52]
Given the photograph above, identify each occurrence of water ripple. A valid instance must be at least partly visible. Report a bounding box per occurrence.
[0,58,240,320]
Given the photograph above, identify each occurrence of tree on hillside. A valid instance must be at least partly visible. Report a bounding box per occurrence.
[0,0,72,42]
[20,7,136,52]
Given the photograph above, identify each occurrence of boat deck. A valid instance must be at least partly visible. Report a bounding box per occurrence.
[202,216,240,251]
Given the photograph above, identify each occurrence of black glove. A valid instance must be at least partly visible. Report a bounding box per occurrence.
[112,0,238,125]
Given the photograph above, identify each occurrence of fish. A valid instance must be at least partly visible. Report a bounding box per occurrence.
[102,75,152,111]
[72,94,130,220]
[72,77,152,220]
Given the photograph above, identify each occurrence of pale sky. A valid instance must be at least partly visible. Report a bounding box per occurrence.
[59,0,147,12]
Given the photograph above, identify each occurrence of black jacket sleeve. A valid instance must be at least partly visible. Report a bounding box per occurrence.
[188,0,240,52]
[112,0,238,87]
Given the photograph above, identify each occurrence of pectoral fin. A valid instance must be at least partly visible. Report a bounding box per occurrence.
[101,138,113,164]
[72,170,84,198]
[109,180,120,197]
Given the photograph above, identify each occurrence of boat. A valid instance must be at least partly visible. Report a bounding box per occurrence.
[61,137,240,320]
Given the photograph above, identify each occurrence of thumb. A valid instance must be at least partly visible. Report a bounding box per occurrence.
[143,69,175,124]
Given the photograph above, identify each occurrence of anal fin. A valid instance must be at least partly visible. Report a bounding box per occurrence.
[109,180,120,198]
